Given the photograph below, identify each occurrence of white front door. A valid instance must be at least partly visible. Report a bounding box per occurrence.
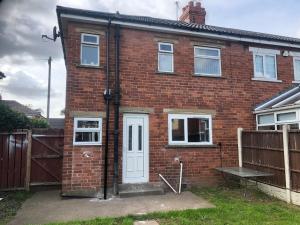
[123,114,149,183]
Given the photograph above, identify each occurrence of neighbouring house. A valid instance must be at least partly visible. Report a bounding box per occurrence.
[57,1,300,197]
[0,97,43,118]
[48,118,65,129]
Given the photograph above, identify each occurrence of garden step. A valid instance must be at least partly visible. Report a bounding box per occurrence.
[119,183,165,198]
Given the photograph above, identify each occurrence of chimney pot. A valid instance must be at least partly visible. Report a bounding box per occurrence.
[179,1,206,25]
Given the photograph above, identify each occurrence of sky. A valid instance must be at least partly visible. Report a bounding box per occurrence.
[0,0,300,118]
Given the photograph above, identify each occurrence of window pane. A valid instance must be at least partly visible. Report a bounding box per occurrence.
[75,132,99,142]
[83,35,98,44]
[195,48,219,57]
[81,45,98,65]
[128,125,132,151]
[277,112,296,122]
[258,125,275,131]
[277,124,299,130]
[77,120,99,128]
[159,53,173,72]
[265,55,276,78]
[255,55,264,77]
[195,58,220,75]
[138,125,142,151]
[294,59,300,81]
[258,114,274,125]
[188,118,209,143]
[172,119,184,141]
[159,43,172,52]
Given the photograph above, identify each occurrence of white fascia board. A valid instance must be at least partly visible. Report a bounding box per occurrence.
[254,86,300,111]
[249,47,280,55]
[289,51,300,57]
[254,104,300,114]
[60,13,300,49]
[272,92,300,108]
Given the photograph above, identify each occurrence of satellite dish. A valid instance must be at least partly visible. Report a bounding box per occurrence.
[53,26,61,42]
[42,26,61,42]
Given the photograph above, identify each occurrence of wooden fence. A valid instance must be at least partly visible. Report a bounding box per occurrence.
[0,129,63,190]
[241,129,300,192]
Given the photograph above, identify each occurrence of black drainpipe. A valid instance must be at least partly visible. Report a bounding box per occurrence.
[113,25,121,195]
[103,18,112,200]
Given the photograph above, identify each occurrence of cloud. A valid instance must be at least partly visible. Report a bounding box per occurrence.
[0,0,61,60]
[0,71,57,99]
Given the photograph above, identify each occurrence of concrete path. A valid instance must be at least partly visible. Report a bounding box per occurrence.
[9,190,214,225]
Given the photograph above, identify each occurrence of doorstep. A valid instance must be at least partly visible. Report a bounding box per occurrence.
[119,183,165,198]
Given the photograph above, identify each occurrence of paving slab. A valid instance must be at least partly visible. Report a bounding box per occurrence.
[9,190,214,225]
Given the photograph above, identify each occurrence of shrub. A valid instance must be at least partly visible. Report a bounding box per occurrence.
[0,103,49,132]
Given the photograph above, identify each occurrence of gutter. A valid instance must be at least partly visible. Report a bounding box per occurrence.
[59,13,300,49]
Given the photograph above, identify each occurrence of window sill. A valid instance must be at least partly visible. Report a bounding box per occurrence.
[76,64,104,69]
[292,80,300,84]
[156,71,177,75]
[251,78,282,83]
[73,143,102,146]
[193,74,224,79]
[165,144,218,149]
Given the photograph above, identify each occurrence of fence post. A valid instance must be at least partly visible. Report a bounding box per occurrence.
[25,130,32,191]
[283,125,291,203]
[237,128,243,167]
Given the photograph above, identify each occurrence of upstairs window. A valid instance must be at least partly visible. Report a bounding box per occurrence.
[254,54,277,79]
[294,57,300,81]
[250,47,279,80]
[168,114,213,145]
[158,42,174,73]
[194,47,221,76]
[81,33,99,66]
[73,118,102,145]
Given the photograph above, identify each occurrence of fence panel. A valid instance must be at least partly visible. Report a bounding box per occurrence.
[289,131,300,191]
[0,133,27,190]
[242,131,285,188]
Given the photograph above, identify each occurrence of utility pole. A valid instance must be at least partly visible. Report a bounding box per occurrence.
[47,56,52,121]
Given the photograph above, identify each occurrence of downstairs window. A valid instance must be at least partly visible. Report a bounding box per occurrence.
[168,114,212,145]
[73,117,102,145]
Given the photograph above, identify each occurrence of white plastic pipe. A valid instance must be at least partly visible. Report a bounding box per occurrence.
[178,162,183,194]
[159,174,177,194]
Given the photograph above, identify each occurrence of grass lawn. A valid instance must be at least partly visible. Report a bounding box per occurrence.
[45,187,300,225]
[0,191,32,225]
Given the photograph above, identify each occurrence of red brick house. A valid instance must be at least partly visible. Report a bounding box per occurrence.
[57,1,300,198]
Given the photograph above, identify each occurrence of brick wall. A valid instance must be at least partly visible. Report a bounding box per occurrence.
[62,21,297,195]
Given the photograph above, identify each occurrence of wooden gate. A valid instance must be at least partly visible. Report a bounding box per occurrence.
[30,129,63,186]
[0,129,64,190]
[0,132,28,190]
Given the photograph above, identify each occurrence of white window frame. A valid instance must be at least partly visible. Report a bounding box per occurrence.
[158,42,174,73]
[253,53,277,80]
[256,109,300,131]
[194,46,222,77]
[73,117,102,146]
[168,114,213,146]
[80,33,100,66]
[293,57,300,82]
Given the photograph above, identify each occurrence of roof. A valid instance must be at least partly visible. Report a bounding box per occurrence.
[57,5,300,46]
[48,118,65,129]
[0,100,42,118]
[254,85,300,112]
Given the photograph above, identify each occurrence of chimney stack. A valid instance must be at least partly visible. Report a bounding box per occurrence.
[179,1,206,24]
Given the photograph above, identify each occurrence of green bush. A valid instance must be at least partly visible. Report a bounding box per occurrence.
[30,118,49,128]
[0,103,49,132]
